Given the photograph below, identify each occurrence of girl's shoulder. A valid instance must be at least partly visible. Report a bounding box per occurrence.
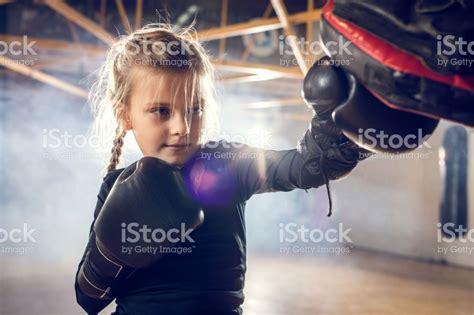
[94,161,138,219]
[101,161,138,194]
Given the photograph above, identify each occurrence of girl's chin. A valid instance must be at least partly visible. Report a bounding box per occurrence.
[152,149,194,165]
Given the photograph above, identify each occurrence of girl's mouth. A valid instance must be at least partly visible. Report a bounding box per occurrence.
[163,144,188,152]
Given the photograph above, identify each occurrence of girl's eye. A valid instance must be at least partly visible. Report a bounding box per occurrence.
[188,107,203,115]
[151,107,171,116]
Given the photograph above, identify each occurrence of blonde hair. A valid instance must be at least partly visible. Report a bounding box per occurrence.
[88,23,220,174]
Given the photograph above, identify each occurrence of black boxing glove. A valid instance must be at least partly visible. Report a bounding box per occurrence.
[77,157,204,299]
[301,56,372,161]
[298,57,373,216]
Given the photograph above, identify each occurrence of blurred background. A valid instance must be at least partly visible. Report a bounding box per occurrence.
[0,1,473,314]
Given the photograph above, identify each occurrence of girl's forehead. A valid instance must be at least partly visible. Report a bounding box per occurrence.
[129,66,201,106]
[131,66,191,87]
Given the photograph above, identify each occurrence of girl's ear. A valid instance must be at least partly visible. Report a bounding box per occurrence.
[117,107,132,131]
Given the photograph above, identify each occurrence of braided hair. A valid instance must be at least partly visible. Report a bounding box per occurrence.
[106,127,127,173]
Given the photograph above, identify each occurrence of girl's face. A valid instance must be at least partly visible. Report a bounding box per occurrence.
[123,67,203,166]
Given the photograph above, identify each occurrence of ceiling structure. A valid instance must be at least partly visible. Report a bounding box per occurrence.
[0,0,326,121]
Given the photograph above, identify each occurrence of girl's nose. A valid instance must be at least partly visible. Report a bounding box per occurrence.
[169,111,190,137]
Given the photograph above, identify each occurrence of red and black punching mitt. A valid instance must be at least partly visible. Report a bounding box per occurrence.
[331,0,474,75]
[320,0,474,127]
[303,57,439,154]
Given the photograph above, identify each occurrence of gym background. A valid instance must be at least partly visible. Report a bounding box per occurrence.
[0,1,472,314]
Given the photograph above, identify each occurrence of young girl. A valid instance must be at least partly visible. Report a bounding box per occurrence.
[75,23,366,315]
